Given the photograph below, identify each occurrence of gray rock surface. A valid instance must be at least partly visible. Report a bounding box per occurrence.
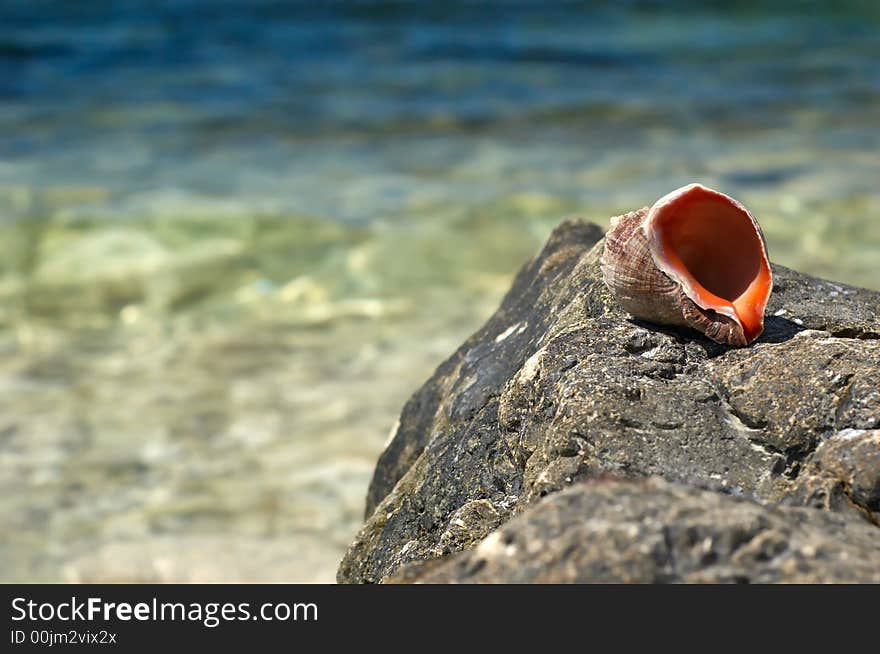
[337,218,880,583]
[391,477,880,583]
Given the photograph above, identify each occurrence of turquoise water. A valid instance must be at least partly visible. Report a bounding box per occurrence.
[1,1,878,581]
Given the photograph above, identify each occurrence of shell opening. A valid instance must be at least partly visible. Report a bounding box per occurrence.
[650,185,772,342]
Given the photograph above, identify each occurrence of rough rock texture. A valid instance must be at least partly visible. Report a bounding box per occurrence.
[389,478,880,583]
[338,218,880,584]
[786,429,880,523]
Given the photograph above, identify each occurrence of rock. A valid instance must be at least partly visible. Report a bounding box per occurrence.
[337,218,880,584]
[786,429,880,523]
[390,477,880,584]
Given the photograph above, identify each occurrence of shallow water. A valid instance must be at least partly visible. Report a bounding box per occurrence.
[1,1,878,581]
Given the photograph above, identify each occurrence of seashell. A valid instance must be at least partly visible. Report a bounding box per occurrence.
[600,183,773,347]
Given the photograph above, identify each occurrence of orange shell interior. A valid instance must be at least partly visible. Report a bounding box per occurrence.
[652,188,772,343]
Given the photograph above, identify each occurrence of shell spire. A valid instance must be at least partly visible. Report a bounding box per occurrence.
[600,183,773,347]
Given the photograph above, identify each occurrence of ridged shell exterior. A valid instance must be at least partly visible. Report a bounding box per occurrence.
[600,203,760,348]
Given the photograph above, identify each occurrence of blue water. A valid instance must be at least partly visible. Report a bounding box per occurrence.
[3,1,879,223]
[1,1,878,582]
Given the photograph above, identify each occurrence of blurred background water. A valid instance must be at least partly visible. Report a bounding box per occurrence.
[1,0,878,582]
